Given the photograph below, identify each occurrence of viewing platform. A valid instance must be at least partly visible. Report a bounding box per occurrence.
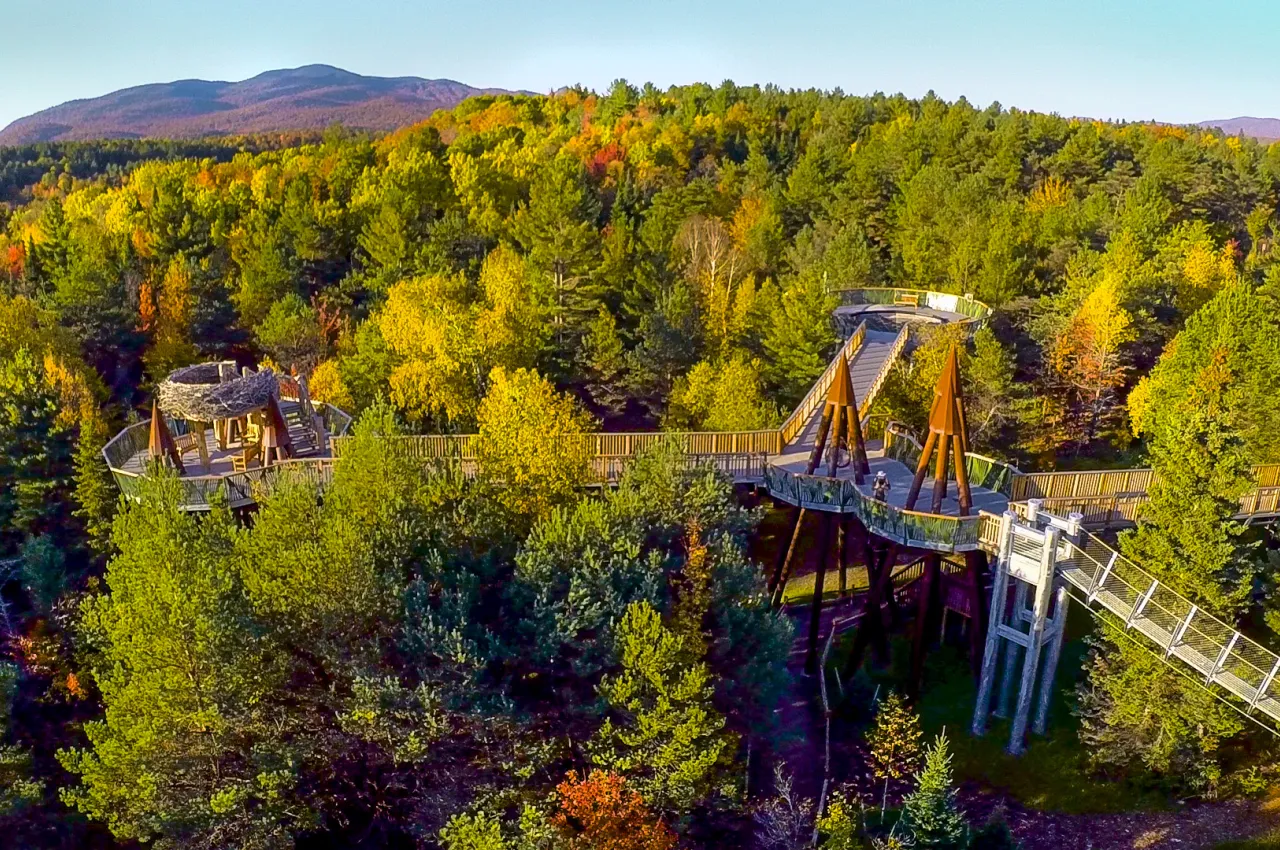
[103,363,351,510]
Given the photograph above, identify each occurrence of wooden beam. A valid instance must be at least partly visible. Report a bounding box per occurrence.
[805,513,836,675]
[768,507,804,593]
[952,433,972,516]
[904,429,939,511]
[931,433,949,514]
[805,407,834,475]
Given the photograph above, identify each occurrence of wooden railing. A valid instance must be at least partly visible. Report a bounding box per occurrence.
[330,431,782,463]
[858,324,910,424]
[1012,464,1280,525]
[779,321,868,445]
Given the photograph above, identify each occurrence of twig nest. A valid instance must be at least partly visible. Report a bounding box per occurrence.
[156,362,278,421]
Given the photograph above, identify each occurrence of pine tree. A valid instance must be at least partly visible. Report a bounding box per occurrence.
[590,601,735,813]
[899,732,967,849]
[73,407,117,562]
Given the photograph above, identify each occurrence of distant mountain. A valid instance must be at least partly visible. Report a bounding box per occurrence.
[1197,116,1280,141]
[0,65,528,144]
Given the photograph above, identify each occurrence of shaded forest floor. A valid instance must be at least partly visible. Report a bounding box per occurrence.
[961,790,1280,850]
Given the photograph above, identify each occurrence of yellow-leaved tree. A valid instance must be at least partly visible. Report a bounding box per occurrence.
[378,248,546,429]
[1049,275,1136,446]
[379,272,483,427]
[475,366,594,523]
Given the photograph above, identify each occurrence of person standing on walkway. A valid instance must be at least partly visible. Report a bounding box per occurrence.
[872,470,891,502]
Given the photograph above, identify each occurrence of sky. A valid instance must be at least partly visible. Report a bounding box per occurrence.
[3,0,1277,131]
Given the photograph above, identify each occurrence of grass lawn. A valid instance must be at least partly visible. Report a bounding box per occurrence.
[913,642,1167,815]
[780,564,870,605]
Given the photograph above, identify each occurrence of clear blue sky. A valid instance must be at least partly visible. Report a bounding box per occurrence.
[3,0,1275,131]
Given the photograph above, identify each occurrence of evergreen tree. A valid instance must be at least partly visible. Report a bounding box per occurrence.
[899,732,967,850]
[73,408,117,561]
[590,601,735,814]
[0,348,76,555]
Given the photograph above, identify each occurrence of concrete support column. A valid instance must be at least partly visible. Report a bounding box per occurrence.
[1008,525,1059,755]
[972,510,1016,737]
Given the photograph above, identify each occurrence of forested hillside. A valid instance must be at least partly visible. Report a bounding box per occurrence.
[2,82,1280,848]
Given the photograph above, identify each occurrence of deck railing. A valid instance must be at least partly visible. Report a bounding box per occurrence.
[835,288,993,323]
[762,465,983,553]
[882,422,1021,498]
[1048,512,1280,722]
[779,321,868,446]
[330,431,782,464]
[1012,464,1280,524]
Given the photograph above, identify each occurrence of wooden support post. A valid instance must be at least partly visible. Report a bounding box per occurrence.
[952,435,972,516]
[768,507,805,594]
[904,429,939,511]
[972,511,1016,736]
[965,550,989,680]
[1033,584,1069,735]
[806,513,836,675]
[844,533,893,677]
[1009,526,1059,755]
[193,420,211,474]
[850,408,870,483]
[910,554,942,695]
[837,516,848,597]
[806,409,834,475]
[826,406,845,478]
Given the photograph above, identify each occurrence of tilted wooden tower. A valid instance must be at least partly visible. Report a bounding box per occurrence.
[904,345,971,515]
[804,352,871,482]
[147,399,185,473]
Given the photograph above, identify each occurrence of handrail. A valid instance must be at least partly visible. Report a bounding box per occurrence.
[882,422,1022,498]
[329,430,784,461]
[1012,464,1280,521]
[779,321,868,446]
[858,324,910,425]
[762,465,983,553]
[1019,509,1280,724]
[834,288,993,323]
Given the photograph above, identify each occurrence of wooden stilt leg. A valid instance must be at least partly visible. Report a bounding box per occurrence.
[953,435,972,516]
[850,406,871,483]
[771,509,808,609]
[966,550,989,680]
[837,516,848,597]
[910,554,942,696]
[805,513,836,675]
[805,408,834,475]
[845,538,895,677]
[904,430,939,510]
[825,406,845,478]
[768,507,804,593]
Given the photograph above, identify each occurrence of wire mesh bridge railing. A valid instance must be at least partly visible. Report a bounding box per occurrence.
[981,509,1280,725]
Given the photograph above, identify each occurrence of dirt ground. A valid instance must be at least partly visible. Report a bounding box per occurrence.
[962,787,1280,850]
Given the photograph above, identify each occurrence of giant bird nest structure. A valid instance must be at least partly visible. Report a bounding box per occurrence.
[156,362,278,421]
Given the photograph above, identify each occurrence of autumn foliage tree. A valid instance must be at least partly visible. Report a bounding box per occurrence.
[553,771,677,850]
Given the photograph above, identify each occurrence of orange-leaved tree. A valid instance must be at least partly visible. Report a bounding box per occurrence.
[554,770,676,850]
